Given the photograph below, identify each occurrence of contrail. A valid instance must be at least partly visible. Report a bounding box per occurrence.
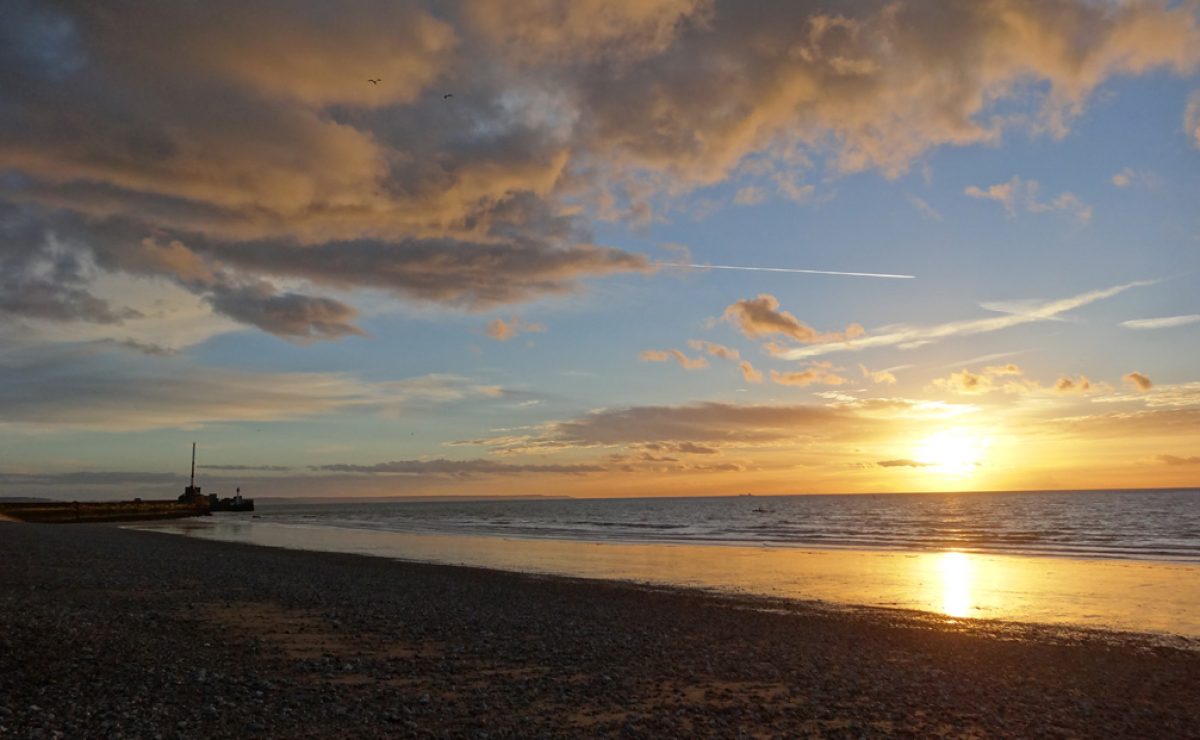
[669,263,915,280]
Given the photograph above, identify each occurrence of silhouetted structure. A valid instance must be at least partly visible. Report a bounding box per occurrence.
[178,443,254,512]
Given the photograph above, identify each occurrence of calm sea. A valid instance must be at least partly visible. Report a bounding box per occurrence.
[251,488,1200,563]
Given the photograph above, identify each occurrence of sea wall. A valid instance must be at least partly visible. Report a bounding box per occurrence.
[0,500,208,523]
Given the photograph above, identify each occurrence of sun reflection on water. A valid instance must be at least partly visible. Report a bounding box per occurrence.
[939,551,973,618]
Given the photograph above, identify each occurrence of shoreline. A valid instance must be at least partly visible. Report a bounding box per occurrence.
[4,525,1199,737]
[135,516,1200,640]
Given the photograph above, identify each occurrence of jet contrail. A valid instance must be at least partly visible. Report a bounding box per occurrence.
[669,263,915,280]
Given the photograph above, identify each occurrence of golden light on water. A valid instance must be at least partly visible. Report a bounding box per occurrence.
[939,551,974,618]
[915,428,992,476]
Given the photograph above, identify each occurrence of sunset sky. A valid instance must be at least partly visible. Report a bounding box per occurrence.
[2,0,1199,500]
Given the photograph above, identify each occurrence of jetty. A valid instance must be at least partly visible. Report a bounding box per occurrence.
[0,444,252,522]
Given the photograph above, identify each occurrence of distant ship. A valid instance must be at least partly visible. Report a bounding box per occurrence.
[177,443,254,513]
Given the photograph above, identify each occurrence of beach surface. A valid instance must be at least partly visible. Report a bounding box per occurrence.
[2,524,1198,738]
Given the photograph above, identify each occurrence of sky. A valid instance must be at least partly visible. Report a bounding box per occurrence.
[2,0,1199,500]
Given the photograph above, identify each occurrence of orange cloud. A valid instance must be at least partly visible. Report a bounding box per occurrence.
[1054,375,1093,394]
[859,364,897,385]
[770,366,847,388]
[687,339,741,360]
[739,361,764,384]
[1124,371,1153,391]
[724,294,864,343]
[965,176,1091,223]
[486,317,547,341]
[639,349,709,370]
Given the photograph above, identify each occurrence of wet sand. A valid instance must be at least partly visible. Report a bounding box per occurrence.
[2,524,1198,738]
[142,517,1200,638]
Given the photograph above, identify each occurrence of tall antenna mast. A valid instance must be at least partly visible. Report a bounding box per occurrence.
[190,442,196,489]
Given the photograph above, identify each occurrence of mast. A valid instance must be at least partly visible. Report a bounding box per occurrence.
[190,442,196,489]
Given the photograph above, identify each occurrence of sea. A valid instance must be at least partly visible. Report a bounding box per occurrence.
[138,488,1200,636]
[251,488,1200,562]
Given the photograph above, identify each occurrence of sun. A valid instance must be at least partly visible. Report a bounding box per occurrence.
[915,428,991,475]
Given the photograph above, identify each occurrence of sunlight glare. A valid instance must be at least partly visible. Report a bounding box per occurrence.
[939,551,973,618]
[915,428,991,476]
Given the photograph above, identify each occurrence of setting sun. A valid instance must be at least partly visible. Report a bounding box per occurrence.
[915,429,992,476]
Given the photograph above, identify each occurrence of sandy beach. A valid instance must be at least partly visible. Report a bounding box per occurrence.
[2,524,1198,739]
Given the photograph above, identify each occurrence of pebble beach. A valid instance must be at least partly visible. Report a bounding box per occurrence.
[2,523,1198,738]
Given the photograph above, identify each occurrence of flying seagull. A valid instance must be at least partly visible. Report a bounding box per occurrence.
[367,78,381,85]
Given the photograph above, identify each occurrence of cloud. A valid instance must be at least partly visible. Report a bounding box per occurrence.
[0,471,181,487]
[1053,375,1093,394]
[933,369,992,395]
[1156,454,1200,466]
[486,316,547,341]
[467,401,887,455]
[738,360,764,384]
[198,464,293,472]
[724,294,864,343]
[4,0,1193,343]
[770,366,847,388]
[1095,380,1200,409]
[1121,315,1200,330]
[310,458,604,476]
[687,339,740,360]
[983,363,1023,376]
[1124,371,1153,391]
[206,282,363,341]
[876,458,929,468]
[931,364,1097,396]
[0,345,508,431]
[639,348,709,369]
[734,186,767,205]
[1187,91,1200,148]
[964,176,1092,223]
[859,363,897,385]
[1110,167,1158,189]
[907,195,943,221]
[781,280,1150,360]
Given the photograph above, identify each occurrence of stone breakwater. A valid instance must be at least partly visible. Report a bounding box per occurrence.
[2,525,1198,738]
[0,500,207,523]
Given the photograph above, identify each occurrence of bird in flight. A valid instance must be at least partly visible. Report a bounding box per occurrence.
[443,93,454,99]
[367,78,381,85]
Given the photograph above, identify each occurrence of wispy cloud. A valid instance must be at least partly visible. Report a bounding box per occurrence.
[0,345,507,431]
[782,280,1151,360]
[907,195,943,221]
[770,363,847,388]
[310,459,604,476]
[1120,315,1200,330]
[1186,91,1200,149]
[687,340,740,361]
[485,316,546,341]
[1156,454,1200,466]
[638,349,708,370]
[965,176,1092,223]
[1110,167,1158,189]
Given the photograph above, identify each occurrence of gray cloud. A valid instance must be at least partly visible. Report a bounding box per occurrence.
[197,464,293,472]
[0,345,508,431]
[469,401,885,455]
[310,458,604,476]
[2,0,1196,343]
[876,458,929,468]
[206,282,363,341]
